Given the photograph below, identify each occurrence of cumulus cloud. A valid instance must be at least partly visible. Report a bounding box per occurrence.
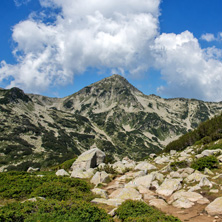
[152,31,222,101]
[201,32,222,42]
[1,0,222,101]
[0,0,160,93]
[200,33,216,42]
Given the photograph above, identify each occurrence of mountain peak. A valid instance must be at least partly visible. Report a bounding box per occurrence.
[63,74,144,112]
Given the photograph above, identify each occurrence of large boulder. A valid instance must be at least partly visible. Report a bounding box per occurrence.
[135,162,157,171]
[205,197,222,215]
[156,179,182,197]
[201,149,221,157]
[70,168,95,179]
[154,156,170,164]
[172,197,194,209]
[131,174,155,189]
[71,148,105,171]
[149,199,168,210]
[168,191,204,204]
[112,161,126,174]
[109,187,142,201]
[185,171,206,183]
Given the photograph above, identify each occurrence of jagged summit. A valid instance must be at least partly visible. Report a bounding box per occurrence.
[62,74,144,113]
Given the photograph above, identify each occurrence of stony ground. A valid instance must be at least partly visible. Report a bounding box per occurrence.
[66,146,222,222]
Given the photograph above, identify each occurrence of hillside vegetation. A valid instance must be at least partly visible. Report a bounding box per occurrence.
[1,74,222,170]
[165,112,222,152]
[0,171,181,222]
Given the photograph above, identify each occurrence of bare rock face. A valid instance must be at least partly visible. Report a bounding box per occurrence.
[71,148,105,171]
[205,197,222,215]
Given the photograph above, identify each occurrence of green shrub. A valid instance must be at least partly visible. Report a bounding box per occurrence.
[116,200,181,222]
[0,199,113,222]
[98,164,117,175]
[50,157,77,171]
[170,160,189,171]
[31,182,70,201]
[191,156,219,171]
[0,172,93,201]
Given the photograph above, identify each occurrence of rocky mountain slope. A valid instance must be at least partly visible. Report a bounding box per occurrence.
[1,74,222,171]
[71,142,222,221]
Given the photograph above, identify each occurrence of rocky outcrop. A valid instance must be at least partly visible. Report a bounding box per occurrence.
[71,148,105,171]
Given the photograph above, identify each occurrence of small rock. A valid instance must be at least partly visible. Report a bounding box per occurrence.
[156,179,182,197]
[90,171,110,185]
[27,167,40,173]
[56,169,69,176]
[109,187,142,201]
[204,168,214,175]
[113,161,127,174]
[172,197,194,209]
[21,197,45,203]
[149,199,168,210]
[92,188,108,199]
[210,189,219,193]
[205,197,222,215]
[150,153,157,158]
[199,177,213,188]
[170,150,177,155]
[108,208,117,217]
[91,198,124,206]
[135,162,157,171]
[197,197,210,205]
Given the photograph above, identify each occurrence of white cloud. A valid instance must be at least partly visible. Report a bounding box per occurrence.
[152,31,222,101]
[201,32,222,42]
[1,0,222,102]
[1,0,160,93]
[200,33,216,42]
[14,0,31,7]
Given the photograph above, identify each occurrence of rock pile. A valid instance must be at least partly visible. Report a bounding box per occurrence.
[56,146,222,219]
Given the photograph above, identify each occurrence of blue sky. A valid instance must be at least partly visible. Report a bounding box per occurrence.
[0,0,222,101]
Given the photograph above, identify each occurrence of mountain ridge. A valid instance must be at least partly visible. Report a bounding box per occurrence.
[1,74,222,171]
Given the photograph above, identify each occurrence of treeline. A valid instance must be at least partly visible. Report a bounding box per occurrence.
[165,112,222,152]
